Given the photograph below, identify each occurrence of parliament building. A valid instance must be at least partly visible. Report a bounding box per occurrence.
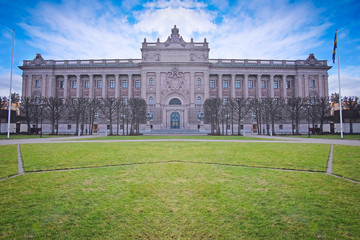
[19,26,331,134]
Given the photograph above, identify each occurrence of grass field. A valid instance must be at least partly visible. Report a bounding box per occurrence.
[0,134,69,140]
[20,142,330,172]
[1,141,359,239]
[333,145,360,181]
[0,145,18,178]
[1,164,359,239]
[284,134,360,140]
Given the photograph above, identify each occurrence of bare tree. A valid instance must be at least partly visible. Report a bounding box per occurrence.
[285,96,307,135]
[262,98,284,135]
[86,98,101,135]
[316,96,331,134]
[343,96,359,134]
[233,97,250,135]
[250,98,265,135]
[43,97,64,135]
[128,98,147,135]
[66,97,87,135]
[100,97,118,135]
[204,98,222,135]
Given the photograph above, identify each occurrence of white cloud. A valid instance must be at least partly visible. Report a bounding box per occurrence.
[18,0,331,62]
[329,65,360,97]
[0,67,22,97]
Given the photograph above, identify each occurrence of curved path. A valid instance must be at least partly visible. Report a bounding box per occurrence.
[1,134,360,146]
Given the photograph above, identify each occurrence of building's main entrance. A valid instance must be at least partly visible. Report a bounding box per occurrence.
[170,112,180,129]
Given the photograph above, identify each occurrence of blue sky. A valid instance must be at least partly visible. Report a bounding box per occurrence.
[0,0,359,97]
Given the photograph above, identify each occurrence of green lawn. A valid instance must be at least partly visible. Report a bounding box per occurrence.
[70,135,274,141]
[0,145,18,179]
[20,142,330,172]
[284,134,360,140]
[333,145,360,181]
[0,164,359,239]
[0,134,69,140]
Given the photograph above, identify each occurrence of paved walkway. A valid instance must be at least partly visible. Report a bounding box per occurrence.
[1,134,360,146]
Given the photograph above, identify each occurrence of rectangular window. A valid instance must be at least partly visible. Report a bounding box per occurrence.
[248,80,253,89]
[286,80,291,88]
[310,79,316,88]
[84,80,89,89]
[210,80,215,88]
[235,80,241,88]
[97,80,102,88]
[60,81,64,89]
[72,81,77,89]
[67,125,71,130]
[123,80,128,88]
[197,78,201,86]
[123,98,128,105]
[135,80,141,88]
[110,80,115,88]
[149,78,154,86]
[35,79,40,88]
[274,81,278,89]
[279,124,283,130]
[223,98,227,105]
[261,80,266,88]
[223,80,228,88]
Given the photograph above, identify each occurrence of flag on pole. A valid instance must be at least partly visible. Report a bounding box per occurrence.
[332,31,337,63]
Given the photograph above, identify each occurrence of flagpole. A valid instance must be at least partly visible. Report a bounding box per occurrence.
[336,29,343,139]
[7,29,15,139]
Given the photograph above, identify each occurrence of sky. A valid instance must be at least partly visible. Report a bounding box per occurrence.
[0,0,359,97]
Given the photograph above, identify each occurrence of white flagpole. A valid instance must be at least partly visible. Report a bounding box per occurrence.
[7,29,15,139]
[336,29,344,139]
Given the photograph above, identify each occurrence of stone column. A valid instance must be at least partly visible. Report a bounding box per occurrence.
[76,74,81,98]
[204,71,209,100]
[22,75,26,97]
[49,75,54,98]
[41,75,46,97]
[27,75,32,97]
[270,74,274,98]
[102,74,106,98]
[304,75,309,97]
[231,74,235,98]
[155,72,160,105]
[64,75,68,99]
[318,75,323,97]
[324,75,329,97]
[190,72,195,105]
[295,75,302,97]
[256,75,261,99]
[115,74,120,99]
[282,75,287,98]
[128,74,132,98]
[244,74,248,98]
[141,72,146,99]
[89,74,94,98]
[218,74,223,98]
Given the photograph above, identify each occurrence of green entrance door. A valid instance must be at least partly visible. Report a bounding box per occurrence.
[170,112,180,129]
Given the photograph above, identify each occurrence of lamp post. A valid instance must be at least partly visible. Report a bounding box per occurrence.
[307,105,310,138]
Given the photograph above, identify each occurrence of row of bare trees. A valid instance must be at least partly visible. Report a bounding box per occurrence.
[204,96,333,135]
[19,96,147,135]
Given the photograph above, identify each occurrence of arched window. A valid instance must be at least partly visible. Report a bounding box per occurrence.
[197,96,202,105]
[149,96,154,105]
[169,98,182,105]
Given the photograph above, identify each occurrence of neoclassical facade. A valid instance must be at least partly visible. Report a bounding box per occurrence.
[20,26,331,133]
